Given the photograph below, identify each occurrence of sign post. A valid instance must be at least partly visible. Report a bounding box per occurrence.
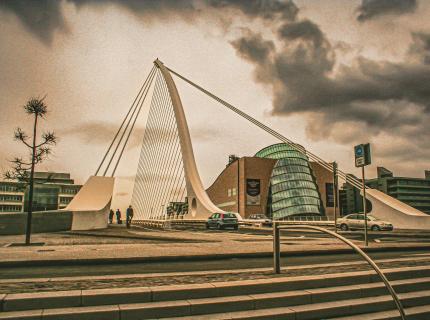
[354,143,371,246]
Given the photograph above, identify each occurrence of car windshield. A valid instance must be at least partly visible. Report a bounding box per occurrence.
[368,215,378,221]
[223,213,236,219]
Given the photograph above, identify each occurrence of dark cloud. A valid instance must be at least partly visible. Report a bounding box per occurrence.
[409,32,430,64]
[230,31,274,64]
[0,0,298,45]
[207,0,298,22]
[0,0,67,44]
[231,17,430,167]
[69,0,196,21]
[356,0,417,22]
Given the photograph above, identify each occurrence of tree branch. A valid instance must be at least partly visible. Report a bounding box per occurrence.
[14,128,32,148]
[36,131,57,148]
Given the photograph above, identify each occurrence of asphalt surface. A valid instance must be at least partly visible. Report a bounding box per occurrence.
[2,225,430,280]
[0,249,427,280]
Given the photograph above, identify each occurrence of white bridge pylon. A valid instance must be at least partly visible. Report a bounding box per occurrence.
[152,59,224,219]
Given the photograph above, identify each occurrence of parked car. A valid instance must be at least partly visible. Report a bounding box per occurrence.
[248,214,272,227]
[206,212,239,230]
[337,214,393,231]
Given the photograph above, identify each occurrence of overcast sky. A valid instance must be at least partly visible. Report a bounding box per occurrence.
[1,0,429,211]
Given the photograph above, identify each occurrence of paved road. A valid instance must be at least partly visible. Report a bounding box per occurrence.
[199,226,430,242]
[1,249,427,280]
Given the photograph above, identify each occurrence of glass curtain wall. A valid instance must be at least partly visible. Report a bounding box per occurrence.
[255,143,323,219]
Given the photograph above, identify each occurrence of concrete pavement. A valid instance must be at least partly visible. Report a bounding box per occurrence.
[0,226,430,267]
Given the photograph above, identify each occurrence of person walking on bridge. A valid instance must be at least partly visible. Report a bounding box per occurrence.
[126,205,134,228]
[108,209,114,224]
[116,209,122,224]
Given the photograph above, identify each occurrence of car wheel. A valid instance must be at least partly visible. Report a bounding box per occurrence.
[217,223,223,230]
[371,225,380,231]
[205,223,210,229]
[233,225,238,230]
[340,224,349,231]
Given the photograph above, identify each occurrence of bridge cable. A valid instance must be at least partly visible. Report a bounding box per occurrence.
[144,75,174,218]
[111,68,158,177]
[135,71,180,219]
[132,71,162,218]
[136,72,165,218]
[155,77,184,218]
[95,65,156,176]
[166,66,363,190]
[103,67,156,176]
[165,65,355,187]
[148,72,178,218]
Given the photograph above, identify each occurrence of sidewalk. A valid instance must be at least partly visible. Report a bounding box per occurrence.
[1,226,430,267]
[1,255,430,294]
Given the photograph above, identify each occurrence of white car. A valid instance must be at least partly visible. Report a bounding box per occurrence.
[337,214,393,231]
[248,214,273,227]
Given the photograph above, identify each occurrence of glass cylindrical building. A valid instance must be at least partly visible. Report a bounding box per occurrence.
[255,143,323,219]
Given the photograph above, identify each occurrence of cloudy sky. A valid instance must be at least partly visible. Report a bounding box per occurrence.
[1,0,429,211]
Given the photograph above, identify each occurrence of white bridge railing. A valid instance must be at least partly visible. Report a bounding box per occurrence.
[133,218,336,229]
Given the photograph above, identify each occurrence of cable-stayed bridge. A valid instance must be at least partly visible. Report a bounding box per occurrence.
[66,59,430,230]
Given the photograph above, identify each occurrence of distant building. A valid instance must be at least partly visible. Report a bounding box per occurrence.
[366,167,430,215]
[0,181,24,213]
[338,175,371,216]
[0,172,82,213]
[206,143,335,220]
[339,167,430,216]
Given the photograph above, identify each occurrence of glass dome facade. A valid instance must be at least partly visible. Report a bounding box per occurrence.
[255,143,323,219]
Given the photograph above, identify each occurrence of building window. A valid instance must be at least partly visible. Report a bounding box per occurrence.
[228,189,231,197]
[0,185,21,192]
[59,197,72,204]
[0,205,22,212]
[0,195,23,202]
[232,188,237,196]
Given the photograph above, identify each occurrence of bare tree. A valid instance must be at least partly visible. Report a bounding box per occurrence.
[4,97,57,245]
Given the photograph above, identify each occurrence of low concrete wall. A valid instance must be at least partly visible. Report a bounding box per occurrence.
[0,210,73,235]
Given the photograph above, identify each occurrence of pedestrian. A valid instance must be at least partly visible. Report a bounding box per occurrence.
[126,205,134,228]
[116,209,122,224]
[108,209,114,224]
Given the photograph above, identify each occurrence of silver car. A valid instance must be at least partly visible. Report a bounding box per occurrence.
[248,214,272,227]
[337,214,393,231]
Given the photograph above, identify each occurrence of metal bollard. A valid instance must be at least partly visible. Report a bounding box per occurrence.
[273,222,281,274]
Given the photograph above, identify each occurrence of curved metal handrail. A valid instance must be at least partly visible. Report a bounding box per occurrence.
[273,224,406,320]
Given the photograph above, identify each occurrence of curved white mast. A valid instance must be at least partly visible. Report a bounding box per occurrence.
[154,59,224,218]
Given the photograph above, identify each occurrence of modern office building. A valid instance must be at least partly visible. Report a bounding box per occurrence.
[255,144,324,219]
[338,175,371,216]
[339,168,430,216]
[0,172,82,213]
[206,143,334,220]
[0,181,25,213]
[366,167,430,214]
